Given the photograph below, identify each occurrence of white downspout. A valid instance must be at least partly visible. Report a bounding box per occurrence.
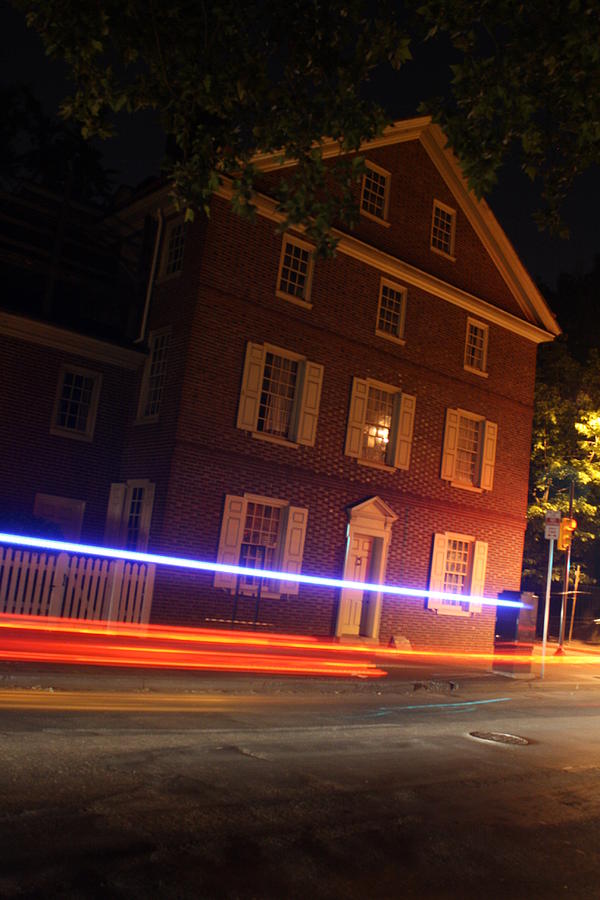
[135,208,163,344]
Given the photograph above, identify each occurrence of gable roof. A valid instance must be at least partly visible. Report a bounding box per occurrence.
[252,116,560,338]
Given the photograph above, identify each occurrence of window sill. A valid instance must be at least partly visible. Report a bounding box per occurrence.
[134,415,160,426]
[357,458,396,473]
[375,329,406,346]
[430,246,456,262]
[449,480,484,493]
[275,290,312,309]
[360,210,391,228]
[463,365,489,378]
[49,426,94,443]
[429,603,472,617]
[252,432,299,449]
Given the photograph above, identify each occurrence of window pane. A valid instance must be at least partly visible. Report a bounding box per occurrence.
[361,168,388,219]
[143,332,170,417]
[443,538,471,611]
[257,352,298,438]
[465,323,486,371]
[362,386,394,464]
[279,241,311,299]
[240,502,281,589]
[377,283,405,337]
[456,416,482,485]
[165,222,185,276]
[431,204,454,254]
[56,371,94,433]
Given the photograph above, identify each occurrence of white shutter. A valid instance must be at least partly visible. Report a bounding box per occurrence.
[387,392,416,469]
[345,378,368,458]
[428,532,447,611]
[294,361,324,446]
[479,421,498,490]
[469,540,488,613]
[136,482,155,551]
[104,483,126,546]
[214,495,246,589]
[441,408,459,481]
[279,505,308,595]
[236,343,265,432]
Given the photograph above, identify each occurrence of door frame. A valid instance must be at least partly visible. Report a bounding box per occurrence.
[335,496,397,639]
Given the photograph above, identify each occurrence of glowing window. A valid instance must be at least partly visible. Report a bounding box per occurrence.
[52,367,101,441]
[277,236,313,303]
[376,280,407,341]
[431,201,456,256]
[257,352,299,439]
[362,385,394,464]
[464,319,488,373]
[360,164,390,221]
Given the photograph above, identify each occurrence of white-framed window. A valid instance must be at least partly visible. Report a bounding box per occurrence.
[276,234,314,306]
[345,377,416,470]
[464,318,489,375]
[441,408,497,491]
[103,479,155,551]
[237,342,324,447]
[137,328,171,421]
[360,161,391,223]
[160,217,186,279]
[428,532,487,615]
[376,278,407,343]
[33,494,85,540]
[51,366,102,442]
[430,200,456,258]
[214,493,308,597]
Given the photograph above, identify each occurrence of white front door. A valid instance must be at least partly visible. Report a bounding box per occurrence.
[337,533,374,636]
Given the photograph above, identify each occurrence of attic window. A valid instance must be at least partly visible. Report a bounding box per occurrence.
[360,163,390,222]
[431,200,456,258]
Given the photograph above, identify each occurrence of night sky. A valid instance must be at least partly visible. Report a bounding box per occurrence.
[2,4,598,293]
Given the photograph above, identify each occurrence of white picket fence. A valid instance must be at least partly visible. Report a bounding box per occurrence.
[0,546,155,623]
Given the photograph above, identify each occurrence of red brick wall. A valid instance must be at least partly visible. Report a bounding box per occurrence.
[0,333,138,542]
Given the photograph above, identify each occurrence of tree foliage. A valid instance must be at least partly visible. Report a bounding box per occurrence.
[13,0,600,249]
[524,261,600,592]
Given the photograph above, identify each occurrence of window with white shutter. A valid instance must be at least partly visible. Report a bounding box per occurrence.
[345,377,415,470]
[237,342,323,447]
[428,532,487,615]
[214,494,308,597]
[441,408,497,491]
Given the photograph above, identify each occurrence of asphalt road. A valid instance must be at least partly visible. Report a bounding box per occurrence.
[2,673,600,899]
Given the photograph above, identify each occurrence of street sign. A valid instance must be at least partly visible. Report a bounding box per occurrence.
[544,510,561,541]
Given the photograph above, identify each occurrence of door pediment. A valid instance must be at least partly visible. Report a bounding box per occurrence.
[347,496,398,532]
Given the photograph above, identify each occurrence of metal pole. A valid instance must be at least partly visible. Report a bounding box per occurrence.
[541,537,554,679]
[568,564,581,644]
[557,480,575,652]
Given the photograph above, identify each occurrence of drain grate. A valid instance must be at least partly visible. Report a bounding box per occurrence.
[469,731,529,745]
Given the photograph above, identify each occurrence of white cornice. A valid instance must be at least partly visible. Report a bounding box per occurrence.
[420,126,560,335]
[0,312,145,370]
[214,182,555,345]
[251,117,432,172]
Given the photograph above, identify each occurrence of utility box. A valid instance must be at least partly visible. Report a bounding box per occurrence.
[494,591,538,677]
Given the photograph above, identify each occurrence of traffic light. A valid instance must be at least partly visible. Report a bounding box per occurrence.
[557,517,577,551]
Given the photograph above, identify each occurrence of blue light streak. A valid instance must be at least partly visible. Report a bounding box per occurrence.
[0,532,527,609]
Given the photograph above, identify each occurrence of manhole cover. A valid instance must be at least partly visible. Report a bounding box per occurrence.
[469,731,529,745]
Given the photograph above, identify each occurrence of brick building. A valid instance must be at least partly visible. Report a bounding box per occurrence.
[0,118,560,650]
